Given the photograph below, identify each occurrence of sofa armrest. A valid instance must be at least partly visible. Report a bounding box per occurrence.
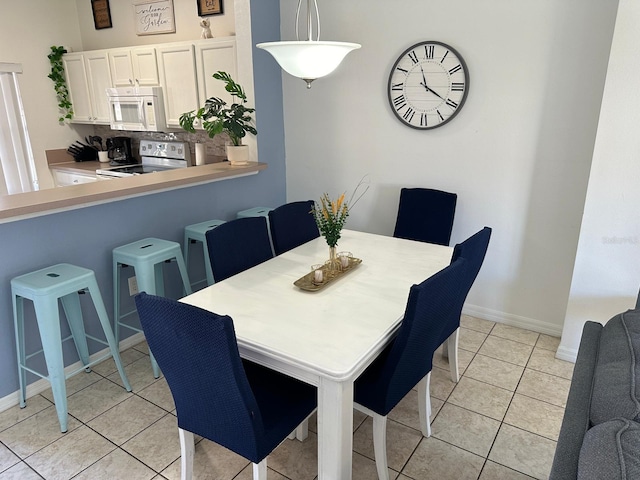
[549,321,602,480]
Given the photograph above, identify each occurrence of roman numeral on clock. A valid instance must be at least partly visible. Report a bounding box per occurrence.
[420,113,428,127]
[437,110,444,122]
[408,51,419,64]
[446,99,458,109]
[424,45,434,60]
[402,107,415,122]
[391,82,404,91]
[393,95,407,110]
[451,82,465,91]
[449,64,462,75]
[397,66,409,74]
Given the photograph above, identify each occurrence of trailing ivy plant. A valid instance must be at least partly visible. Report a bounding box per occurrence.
[47,46,73,123]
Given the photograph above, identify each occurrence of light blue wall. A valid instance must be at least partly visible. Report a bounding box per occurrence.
[0,0,285,400]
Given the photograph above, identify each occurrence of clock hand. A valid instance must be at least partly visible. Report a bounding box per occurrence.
[419,64,445,100]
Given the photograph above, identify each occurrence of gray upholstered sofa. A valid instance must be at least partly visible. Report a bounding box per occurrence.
[550,302,640,479]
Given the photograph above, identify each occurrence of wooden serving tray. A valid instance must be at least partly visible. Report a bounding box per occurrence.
[294,257,362,292]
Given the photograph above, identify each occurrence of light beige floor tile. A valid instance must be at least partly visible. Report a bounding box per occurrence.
[389,389,443,430]
[447,377,513,421]
[402,437,484,480]
[0,461,42,480]
[432,346,474,377]
[73,447,156,480]
[504,394,564,441]
[234,463,289,480]
[25,425,115,480]
[0,405,82,458]
[0,443,19,473]
[0,395,53,433]
[132,340,151,355]
[479,460,536,479]
[40,371,102,405]
[431,403,501,457]
[162,436,250,480]
[66,378,132,423]
[268,433,318,480]
[458,328,487,353]
[460,315,495,334]
[91,347,147,377]
[478,336,533,367]
[527,347,574,380]
[517,369,571,408]
[490,324,539,346]
[137,377,175,412]
[488,424,556,480]
[107,356,160,393]
[353,417,422,472]
[429,366,457,401]
[536,334,561,352]
[463,354,524,391]
[352,451,398,480]
[87,395,166,445]
[122,414,181,473]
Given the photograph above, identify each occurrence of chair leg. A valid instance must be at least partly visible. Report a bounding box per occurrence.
[12,295,27,408]
[372,413,389,480]
[252,459,267,480]
[179,428,195,480]
[60,292,91,369]
[417,372,432,438]
[295,418,309,441]
[447,328,460,383]
[135,268,161,379]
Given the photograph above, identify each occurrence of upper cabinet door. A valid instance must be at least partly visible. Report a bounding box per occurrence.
[84,51,112,124]
[131,47,159,86]
[63,53,93,122]
[195,39,237,106]
[157,44,199,127]
[109,49,135,87]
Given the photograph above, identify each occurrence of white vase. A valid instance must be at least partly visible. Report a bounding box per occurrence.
[226,145,249,165]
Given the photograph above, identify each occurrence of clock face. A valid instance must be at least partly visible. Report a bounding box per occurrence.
[388,41,469,130]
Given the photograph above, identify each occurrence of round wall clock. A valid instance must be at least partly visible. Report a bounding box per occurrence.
[388,41,469,130]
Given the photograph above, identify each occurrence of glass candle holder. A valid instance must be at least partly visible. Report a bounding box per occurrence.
[338,251,353,269]
[311,264,324,283]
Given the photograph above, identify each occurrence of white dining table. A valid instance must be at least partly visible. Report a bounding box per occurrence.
[180,229,452,479]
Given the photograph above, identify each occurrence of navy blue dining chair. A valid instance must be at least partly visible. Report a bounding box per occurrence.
[354,257,469,480]
[268,200,319,255]
[205,216,274,282]
[134,292,317,480]
[440,226,492,383]
[393,187,458,246]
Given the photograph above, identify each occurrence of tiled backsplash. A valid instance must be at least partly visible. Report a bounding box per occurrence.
[93,126,229,161]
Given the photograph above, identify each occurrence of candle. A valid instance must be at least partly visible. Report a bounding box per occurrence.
[311,264,323,283]
[338,251,352,269]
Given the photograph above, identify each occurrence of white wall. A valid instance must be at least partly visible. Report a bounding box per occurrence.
[0,2,92,189]
[559,0,640,360]
[76,0,236,50]
[280,0,618,335]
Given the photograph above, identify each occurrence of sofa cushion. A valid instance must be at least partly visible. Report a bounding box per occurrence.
[578,418,640,480]
[590,310,640,426]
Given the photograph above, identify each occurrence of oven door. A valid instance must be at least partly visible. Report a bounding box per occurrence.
[108,97,147,131]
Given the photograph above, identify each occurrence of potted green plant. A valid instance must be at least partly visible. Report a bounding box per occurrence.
[179,71,257,165]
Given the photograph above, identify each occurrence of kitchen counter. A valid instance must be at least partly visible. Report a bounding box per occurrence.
[1,156,267,224]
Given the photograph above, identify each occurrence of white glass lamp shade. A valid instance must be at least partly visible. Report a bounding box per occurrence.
[256,41,361,87]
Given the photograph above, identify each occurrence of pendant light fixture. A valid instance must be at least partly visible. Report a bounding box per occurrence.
[256,0,361,89]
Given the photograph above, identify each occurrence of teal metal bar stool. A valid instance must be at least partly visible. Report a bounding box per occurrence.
[113,238,191,379]
[11,263,132,433]
[236,206,273,220]
[183,219,225,289]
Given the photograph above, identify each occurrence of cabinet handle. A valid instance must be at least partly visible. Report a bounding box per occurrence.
[129,79,133,85]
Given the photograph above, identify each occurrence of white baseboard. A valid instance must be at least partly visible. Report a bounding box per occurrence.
[0,333,145,414]
[555,344,578,363]
[462,304,564,337]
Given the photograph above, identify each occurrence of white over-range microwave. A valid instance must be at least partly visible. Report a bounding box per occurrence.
[106,86,167,132]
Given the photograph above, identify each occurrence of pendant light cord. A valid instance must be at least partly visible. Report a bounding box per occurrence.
[295,0,320,41]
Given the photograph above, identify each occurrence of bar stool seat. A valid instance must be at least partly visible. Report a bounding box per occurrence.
[113,238,191,379]
[12,263,132,433]
[184,219,225,289]
[236,207,273,219]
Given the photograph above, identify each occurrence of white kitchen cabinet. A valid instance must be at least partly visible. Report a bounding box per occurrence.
[51,169,97,187]
[109,47,159,87]
[194,38,237,106]
[156,43,199,128]
[63,51,111,124]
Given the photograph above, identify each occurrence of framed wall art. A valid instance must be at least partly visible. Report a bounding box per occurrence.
[91,0,112,30]
[197,0,224,16]
[133,0,176,36]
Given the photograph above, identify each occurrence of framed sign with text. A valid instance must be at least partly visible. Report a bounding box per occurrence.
[197,0,224,16]
[91,0,112,29]
[133,0,176,36]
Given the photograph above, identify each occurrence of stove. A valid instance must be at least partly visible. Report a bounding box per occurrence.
[96,140,191,180]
